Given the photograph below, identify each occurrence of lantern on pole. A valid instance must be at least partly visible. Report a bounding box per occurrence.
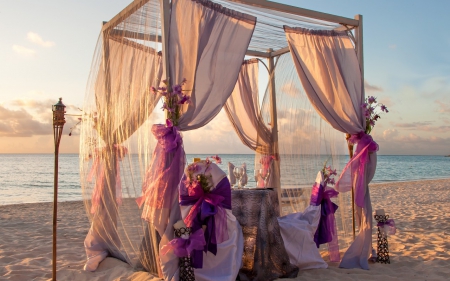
[52,98,66,281]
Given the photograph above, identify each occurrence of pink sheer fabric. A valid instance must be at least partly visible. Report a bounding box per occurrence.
[285,26,377,269]
[335,132,379,208]
[88,145,128,214]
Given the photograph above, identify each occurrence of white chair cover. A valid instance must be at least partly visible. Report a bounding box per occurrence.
[180,162,244,281]
[277,171,327,270]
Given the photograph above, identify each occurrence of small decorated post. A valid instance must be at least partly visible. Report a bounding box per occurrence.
[374,209,396,264]
[52,98,66,280]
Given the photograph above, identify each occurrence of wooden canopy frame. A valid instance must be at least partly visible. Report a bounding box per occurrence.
[102,0,364,239]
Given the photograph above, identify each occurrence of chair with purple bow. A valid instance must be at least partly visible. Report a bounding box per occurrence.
[179,160,244,281]
[277,171,340,269]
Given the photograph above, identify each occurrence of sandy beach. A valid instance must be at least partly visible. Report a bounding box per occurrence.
[1,178,450,281]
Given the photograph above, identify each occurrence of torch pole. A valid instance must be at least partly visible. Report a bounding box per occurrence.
[53,136,59,280]
[52,98,65,281]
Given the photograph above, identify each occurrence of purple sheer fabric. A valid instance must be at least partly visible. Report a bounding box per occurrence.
[335,132,379,208]
[310,182,340,262]
[377,219,396,235]
[136,125,186,236]
[179,177,232,268]
[160,229,206,257]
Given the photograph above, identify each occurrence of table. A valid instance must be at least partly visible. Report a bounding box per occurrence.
[231,189,299,281]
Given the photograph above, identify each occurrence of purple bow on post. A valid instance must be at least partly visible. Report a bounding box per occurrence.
[312,183,340,262]
[136,124,185,236]
[377,219,396,235]
[160,229,206,257]
[335,131,378,208]
[179,177,231,268]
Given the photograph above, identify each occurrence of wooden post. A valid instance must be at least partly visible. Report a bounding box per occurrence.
[267,49,282,216]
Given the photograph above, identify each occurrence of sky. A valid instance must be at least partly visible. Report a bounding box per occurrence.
[0,0,449,155]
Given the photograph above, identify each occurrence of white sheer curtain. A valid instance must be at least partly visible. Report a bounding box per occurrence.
[144,1,256,279]
[284,26,375,270]
[82,32,163,272]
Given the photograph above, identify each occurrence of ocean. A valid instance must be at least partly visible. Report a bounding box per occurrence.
[0,154,449,205]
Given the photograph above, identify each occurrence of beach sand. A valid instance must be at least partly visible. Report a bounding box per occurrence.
[1,178,450,281]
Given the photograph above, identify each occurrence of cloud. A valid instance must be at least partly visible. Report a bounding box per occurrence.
[391,121,450,133]
[27,32,55,47]
[382,129,399,140]
[12,45,36,56]
[393,121,433,128]
[364,81,383,92]
[0,98,81,137]
[435,100,450,113]
[389,44,397,49]
[377,132,450,155]
[0,104,51,137]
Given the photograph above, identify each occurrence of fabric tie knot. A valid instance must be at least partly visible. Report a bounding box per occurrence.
[377,219,396,235]
[160,229,206,257]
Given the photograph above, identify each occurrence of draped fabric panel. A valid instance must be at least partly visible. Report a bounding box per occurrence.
[284,26,365,135]
[170,0,256,131]
[136,1,256,279]
[224,59,272,155]
[284,26,376,269]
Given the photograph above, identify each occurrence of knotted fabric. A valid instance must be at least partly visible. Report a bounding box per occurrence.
[88,144,128,214]
[335,131,378,208]
[377,219,396,236]
[136,124,185,236]
[179,177,231,268]
[160,229,206,258]
[311,183,340,262]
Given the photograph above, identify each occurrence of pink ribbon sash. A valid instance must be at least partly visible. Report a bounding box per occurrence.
[88,144,128,214]
[335,131,378,208]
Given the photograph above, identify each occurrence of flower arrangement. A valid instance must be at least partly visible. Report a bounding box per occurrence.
[322,162,337,186]
[184,161,214,195]
[151,78,191,127]
[361,96,389,134]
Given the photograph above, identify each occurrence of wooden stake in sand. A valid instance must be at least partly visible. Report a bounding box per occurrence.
[52,98,66,280]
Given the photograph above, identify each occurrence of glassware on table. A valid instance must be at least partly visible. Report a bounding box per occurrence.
[259,168,270,188]
[234,167,243,189]
[254,169,261,187]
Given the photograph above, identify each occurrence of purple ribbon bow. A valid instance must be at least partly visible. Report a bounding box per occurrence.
[136,124,186,236]
[377,219,396,235]
[335,131,378,208]
[311,183,340,262]
[160,229,206,257]
[179,177,231,268]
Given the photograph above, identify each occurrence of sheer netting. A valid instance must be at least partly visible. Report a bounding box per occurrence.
[284,26,374,268]
[258,52,354,261]
[80,0,164,275]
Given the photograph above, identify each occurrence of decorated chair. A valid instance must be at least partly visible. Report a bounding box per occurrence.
[179,160,244,281]
[278,170,340,270]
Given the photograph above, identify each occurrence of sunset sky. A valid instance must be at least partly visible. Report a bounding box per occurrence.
[0,0,449,155]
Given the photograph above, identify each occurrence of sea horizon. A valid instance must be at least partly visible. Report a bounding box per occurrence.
[1,154,449,206]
